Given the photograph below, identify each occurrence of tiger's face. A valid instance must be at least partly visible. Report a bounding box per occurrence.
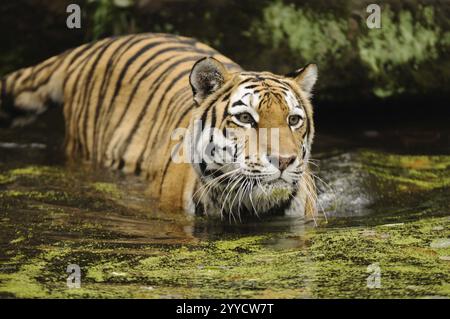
[187,57,317,218]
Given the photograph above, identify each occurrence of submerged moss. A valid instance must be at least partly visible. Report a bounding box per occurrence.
[0,190,69,201]
[1,152,449,298]
[0,174,14,185]
[92,182,122,199]
[9,166,63,177]
[0,165,67,189]
[0,215,448,298]
[360,151,450,191]
[0,261,50,298]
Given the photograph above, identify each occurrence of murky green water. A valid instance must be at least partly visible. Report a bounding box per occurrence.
[0,112,449,298]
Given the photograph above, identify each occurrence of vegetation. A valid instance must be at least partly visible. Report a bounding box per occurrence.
[0,151,449,298]
[0,0,448,299]
[0,0,448,102]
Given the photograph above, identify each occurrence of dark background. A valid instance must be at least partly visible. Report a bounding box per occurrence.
[0,0,449,153]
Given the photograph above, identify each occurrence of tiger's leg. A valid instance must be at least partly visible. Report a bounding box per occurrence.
[285,168,317,219]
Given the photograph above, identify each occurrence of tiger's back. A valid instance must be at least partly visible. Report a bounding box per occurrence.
[1,33,319,219]
[62,34,239,171]
[0,33,239,210]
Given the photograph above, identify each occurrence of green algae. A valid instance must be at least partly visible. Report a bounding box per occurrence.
[306,217,450,298]
[0,261,51,298]
[0,174,14,185]
[251,2,450,99]
[0,165,127,213]
[9,236,26,245]
[92,182,122,199]
[252,2,348,64]
[1,151,449,298]
[359,151,450,191]
[0,165,68,189]
[0,215,448,298]
[9,166,63,177]
[0,190,70,201]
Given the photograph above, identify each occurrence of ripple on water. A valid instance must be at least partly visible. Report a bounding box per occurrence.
[0,146,449,298]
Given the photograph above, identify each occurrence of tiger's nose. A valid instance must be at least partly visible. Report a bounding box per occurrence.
[268,155,297,171]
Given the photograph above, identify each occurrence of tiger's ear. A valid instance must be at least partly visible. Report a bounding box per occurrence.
[189,57,229,105]
[286,64,318,98]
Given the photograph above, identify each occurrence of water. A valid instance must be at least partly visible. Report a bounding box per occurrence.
[0,109,449,298]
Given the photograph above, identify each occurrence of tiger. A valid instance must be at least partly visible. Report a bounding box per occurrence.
[0,33,318,221]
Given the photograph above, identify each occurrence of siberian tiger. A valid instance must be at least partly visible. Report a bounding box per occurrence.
[0,33,318,220]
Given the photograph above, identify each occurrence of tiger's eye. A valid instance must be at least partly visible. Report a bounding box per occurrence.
[236,112,255,125]
[288,115,302,126]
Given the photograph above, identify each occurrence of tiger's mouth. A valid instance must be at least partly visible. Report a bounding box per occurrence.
[236,179,296,216]
[200,171,297,217]
[253,179,294,202]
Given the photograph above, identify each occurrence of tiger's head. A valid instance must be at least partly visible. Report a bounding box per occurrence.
[186,57,318,219]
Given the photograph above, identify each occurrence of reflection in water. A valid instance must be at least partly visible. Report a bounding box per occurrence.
[0,111,449,298]
[193,216,313,240]
[0,118,448,242]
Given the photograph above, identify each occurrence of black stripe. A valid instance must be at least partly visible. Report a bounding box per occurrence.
[64,40,115,134]
[131,45,216,83]
[99,44,198,155]
[133,68,194,171]
[115,56,200,162]
[232,100,246,107]
[66,42,98,66]
[210,103,217,129]
[67,39,117,155]
[199,160,207,174]
[144,70,192,139]
[195,108,209,149]
[145,82,192,151]
[90,35,150,160]
[134,162,142,176]
[78,36,139,153]
[219,86,236,122]
[118,158,125,170]
[62,42,98,89]
[237,78,254,85]
[159,85,233,195]
[221,92,231,102]
[157,99,196,185]
[110,40,180,104]
[202,84,233,118]
[78,38,119,159]
[169,95,195,132]
[151,88,191,144]
[8,70,23,93]
[14,52,69,96]
[28,57,59,85]
[101,35,220,149]
[264,77,285,84]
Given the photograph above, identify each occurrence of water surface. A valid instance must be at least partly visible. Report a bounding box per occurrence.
[0,110,449,298]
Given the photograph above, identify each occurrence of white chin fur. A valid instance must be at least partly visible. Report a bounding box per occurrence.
[236,179,295,215]
[252,180,294,203]
[199,171,299,217]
